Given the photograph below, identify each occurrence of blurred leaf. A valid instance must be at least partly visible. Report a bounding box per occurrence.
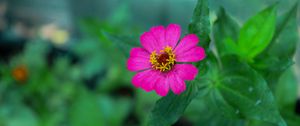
[98,95,132,126]
[213,7,240,56]
[39,109,66,126]
[135,90,160,125]
[79,19,113,47]
[275,68,297,108]
[23,39,50,69]
[70,90,105,126]
[188,0,210,49]
[52,57,71,77]
[0,104,38,126]
[72,39,106,79]
[281,110,300,126]
[108,1,131,26]
[104,33,139,58]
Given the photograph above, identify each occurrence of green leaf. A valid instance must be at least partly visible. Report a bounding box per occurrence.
[252,3,298,89]
[188,0,210,49]
[237,4,276,60]
[224,37,240,56]
[147,79,207,126]
[206,56,286,126]
[147,52,216,126]
[267,3,299,57]
[213,7,240,56]
[185,96,245,126]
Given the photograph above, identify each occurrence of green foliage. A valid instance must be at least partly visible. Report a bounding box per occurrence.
[0,104,38,126]
[0,0,298,126]
[146,1,211,125]
[70,90,105,126]
[253,3,299,89]
[70,89,132,126]
[275,69,298,109]
[147,76,207,126]
[185,96,245,126]
[207,56,286,126]
[142,1,299,126]
[104,33,139,58]
[213,7,240,56]
[215,5,277,62]
[237,5,277,61]
[188,0,211,49]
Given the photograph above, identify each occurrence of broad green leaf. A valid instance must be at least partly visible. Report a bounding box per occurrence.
[147,79,207,126]
[237,5,276,60]
[256,3,298,64]
[252,3,298,89]
[188,0,210,49]
[147,52,216,126]
[204,55,286,126]
[213,7,240,56]
[185,96,245,126]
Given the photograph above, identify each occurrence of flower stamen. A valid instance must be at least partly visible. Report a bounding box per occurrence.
[150,46,176,72]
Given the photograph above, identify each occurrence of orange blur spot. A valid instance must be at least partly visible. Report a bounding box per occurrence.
[12,65,28,83]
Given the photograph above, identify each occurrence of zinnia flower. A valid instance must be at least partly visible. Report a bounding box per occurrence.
[127,24,206,96]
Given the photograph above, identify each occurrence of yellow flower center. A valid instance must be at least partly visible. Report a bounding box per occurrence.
[150,46,176,72]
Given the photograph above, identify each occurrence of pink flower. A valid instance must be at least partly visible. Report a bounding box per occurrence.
[127,24,206,96]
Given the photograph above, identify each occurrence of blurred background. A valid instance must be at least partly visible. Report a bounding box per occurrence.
[0,0,299,126]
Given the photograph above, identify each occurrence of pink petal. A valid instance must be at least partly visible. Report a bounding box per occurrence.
[172,64,198,80]
[167,72,186,94]
[165,24,181,49]
[129,47,149,58]
[150,26,165,50]
[140,32,160,52]
[127,48,151,71]
[174,34,199,55]
[175,46,206,62]
[155,75,169,96]
[132,70,160,92]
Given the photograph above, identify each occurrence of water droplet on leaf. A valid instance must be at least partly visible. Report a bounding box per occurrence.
[255,99,262,106]
[248,87,253,92]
